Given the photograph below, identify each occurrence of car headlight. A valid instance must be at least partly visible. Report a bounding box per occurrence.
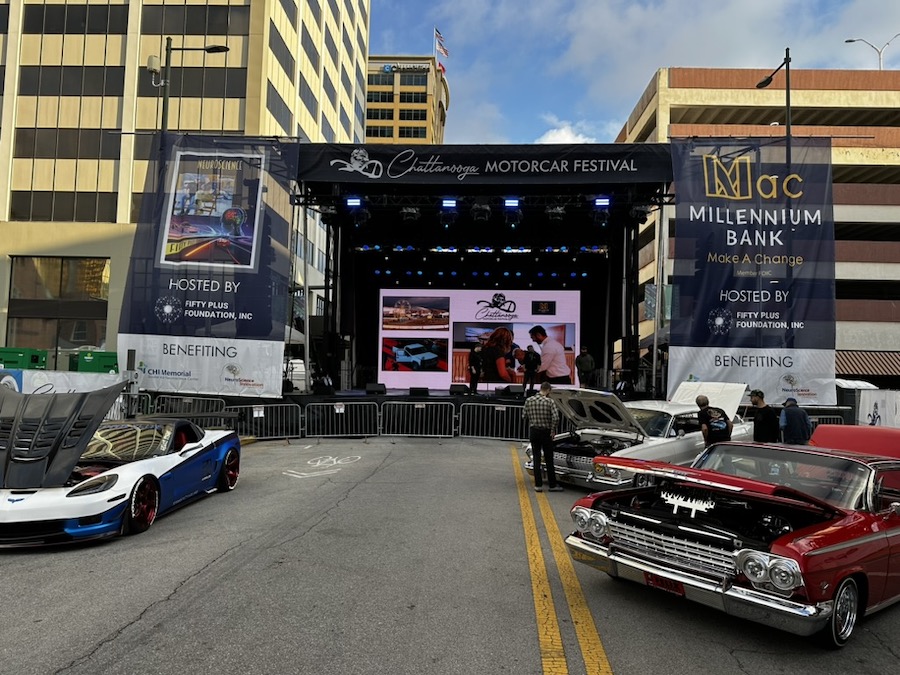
[571,507,592,532]
[735,550,803,591]
[768,560,801,591]
[588,513,609,538]
[67,474,119,497]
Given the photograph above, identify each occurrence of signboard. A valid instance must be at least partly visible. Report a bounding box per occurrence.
[118,138,295,398]
[667,138,836,405]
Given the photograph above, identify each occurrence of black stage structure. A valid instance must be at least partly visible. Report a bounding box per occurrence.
[293,143,674,393]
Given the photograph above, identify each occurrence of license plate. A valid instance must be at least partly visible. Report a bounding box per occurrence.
[644,572,685,596]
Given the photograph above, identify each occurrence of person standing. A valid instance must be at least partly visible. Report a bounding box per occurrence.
[696,395,733,447]
[522,382,563,492]
[749,389,780,442]
[467,343,483,394]
[480,326,517,382]
[521,345,541,393]
[528,325,571,385]
[574,346,595,388]
[780,397,812,444]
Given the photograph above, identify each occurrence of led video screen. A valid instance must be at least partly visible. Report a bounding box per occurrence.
[378,289,580,392]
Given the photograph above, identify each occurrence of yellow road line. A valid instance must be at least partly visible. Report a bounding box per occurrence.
[511,447,568,674]
[536,494,614,675]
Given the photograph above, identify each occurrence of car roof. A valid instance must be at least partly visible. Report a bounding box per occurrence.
[809,424,900,461]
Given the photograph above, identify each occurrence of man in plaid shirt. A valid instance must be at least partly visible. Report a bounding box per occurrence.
[522,382,563,492]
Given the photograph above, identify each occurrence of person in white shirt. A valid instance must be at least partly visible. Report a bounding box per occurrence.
[528,325,571,385]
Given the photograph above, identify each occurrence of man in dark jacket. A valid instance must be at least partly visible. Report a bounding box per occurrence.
[780,397,812,444]
[696,395,733,447]
[750,389,780,442]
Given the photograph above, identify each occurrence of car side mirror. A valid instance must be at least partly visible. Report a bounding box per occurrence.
[179,441,203,456]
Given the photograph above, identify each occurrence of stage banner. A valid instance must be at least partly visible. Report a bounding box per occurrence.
[667,138,836,405]
[118,137,297,398]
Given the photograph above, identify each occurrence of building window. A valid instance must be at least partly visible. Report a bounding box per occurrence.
[324,27,339,66]
[10,192,117,223]
[366,108,394,120]
[365,126,393,138]
[136,67,247,99]
[6,257,110,368]
[326,0,340,20]
[23,4,129,34]
[266,81,292,135]
[399,91,427,103]
[399,73,427,87]
[366,91,394,103]
[399,109,427,121]
[321,115,335,142]
[367,72,393,86]
[339,105,351,136]
[278,0,298,28]
[299,74,319,117]
[269,21,295,80]
[341,26,354,62]
[308,0,322,25]
[301,25,320,72]
[323,71,337,108]
[19,66,126,97]
[14,128,121,160]
[140,5,250,35]
[399,126,427,139]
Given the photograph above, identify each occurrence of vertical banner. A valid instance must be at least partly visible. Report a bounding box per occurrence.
[118,138,296,398]
[668,138,836,405]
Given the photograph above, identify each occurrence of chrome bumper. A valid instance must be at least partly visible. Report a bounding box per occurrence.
[565,534,832,637]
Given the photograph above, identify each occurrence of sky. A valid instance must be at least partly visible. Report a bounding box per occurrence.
[369,0,900,144]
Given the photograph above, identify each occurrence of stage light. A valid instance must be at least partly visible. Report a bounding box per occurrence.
[346,197,362,208]
[594,196,611,208]
[442,198,457,209]
[400,207,420,221]
[546,205,566,221]
[471,203,491,221]
[504,197,520,208]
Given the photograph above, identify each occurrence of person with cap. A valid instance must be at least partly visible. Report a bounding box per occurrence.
[780,397,812,444]
[750,389,780,442]
[696,394,732,447]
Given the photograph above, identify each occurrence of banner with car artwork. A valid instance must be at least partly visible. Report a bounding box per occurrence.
[117,136,296,398]
[667,138,837,405]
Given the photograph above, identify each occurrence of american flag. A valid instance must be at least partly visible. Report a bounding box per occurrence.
[435,27,445,43]
[436,42,449,57]
[438,61,446,74]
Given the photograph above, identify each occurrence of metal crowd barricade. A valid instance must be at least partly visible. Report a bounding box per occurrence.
[381,400,455,438]
[105,393,153,420]
[810,415,845,429]
[458,401,529,441]
[225,403,303,439]
[154,395,226,415]
[304,401,380,438]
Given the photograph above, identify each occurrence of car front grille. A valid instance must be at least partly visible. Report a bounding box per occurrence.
[607,519,735,577]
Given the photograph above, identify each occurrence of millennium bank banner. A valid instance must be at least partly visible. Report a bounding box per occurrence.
[118,137,296,398]
[667,138,836,405]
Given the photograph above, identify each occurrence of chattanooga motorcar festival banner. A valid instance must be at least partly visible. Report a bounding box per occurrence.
[118,138,295,398]
[378,289,580,392]
[667,138,837,405]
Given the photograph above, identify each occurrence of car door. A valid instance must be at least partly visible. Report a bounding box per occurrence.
[874,467,900,602]
[169,423,214,502]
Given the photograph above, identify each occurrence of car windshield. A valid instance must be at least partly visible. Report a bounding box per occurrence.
[406,345,426,355]
[694,443,872,510]
[626,408,673,438]
[81,423,171,462]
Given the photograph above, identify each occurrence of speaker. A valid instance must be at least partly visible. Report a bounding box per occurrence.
[504,384,525,396]
[409,387,429,397]
[449,384,469,395]
[366,383,386,395]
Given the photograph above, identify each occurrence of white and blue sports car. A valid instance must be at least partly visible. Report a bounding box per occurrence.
[0,383,241,547]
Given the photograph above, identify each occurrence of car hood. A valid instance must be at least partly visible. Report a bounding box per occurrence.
[592,455,841,514]
[0,382,126,489]
[551,381,748,433]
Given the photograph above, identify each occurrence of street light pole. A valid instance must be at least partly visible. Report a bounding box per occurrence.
[845,34,900,70]
[756,47,791,170]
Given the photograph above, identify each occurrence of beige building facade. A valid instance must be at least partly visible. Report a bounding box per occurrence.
[0,0,369,368]
[621,67,900,388]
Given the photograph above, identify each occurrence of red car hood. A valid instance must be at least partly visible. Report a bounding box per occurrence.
[592,456,842,514]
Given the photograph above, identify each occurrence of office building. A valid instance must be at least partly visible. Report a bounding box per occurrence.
[0,0,369,368]
[620,66,900,390]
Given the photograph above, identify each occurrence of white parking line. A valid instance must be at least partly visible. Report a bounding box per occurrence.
[283,469,342,479]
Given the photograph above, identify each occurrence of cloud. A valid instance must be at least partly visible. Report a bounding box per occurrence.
[533,115,597,144]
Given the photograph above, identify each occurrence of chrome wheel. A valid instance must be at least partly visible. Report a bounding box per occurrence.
[818,577,858,648]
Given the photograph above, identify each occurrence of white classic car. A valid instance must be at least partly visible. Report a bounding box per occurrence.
[525,382,753,489]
